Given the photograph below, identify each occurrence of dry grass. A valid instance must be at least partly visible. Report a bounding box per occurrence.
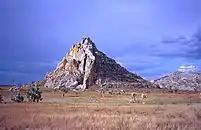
[0,103,201,130]
[0,88,201,130]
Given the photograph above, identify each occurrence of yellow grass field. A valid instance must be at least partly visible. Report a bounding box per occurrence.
[0,87,201,130]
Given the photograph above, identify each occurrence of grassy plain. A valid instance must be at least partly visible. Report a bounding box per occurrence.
[0,87,201,130]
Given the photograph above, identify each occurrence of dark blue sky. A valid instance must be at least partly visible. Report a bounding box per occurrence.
[1,0,201,84]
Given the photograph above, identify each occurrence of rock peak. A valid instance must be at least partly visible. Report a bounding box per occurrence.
[42,38,153,90]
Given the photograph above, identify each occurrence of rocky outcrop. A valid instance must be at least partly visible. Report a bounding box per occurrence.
[42,37,154,90]
[153,71,201,91]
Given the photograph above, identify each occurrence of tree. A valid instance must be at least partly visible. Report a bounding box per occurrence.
[0,93,3,103]
[27,86,43,102]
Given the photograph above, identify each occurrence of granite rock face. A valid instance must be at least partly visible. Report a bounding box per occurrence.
[42,37,154,90]
[153,71,201,91]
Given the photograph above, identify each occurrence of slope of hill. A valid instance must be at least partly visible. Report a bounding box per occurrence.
[153,70,201,91]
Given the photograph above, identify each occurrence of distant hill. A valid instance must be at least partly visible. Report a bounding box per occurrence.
[153,70,201,91]
[0,85,13,87]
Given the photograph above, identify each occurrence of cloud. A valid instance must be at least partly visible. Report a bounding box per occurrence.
[0,70,30,76]
[0,71,5,75]
[0,60,58,74]
[150,28,201,59]
[0,60,58,84]
[116,55,162,71]
[115,52,167,78]
[186,28,201,59]
[114,27,201,79]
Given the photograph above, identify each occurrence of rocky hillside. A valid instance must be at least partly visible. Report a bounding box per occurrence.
[41,37,154,90]
[153,70,201,91]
